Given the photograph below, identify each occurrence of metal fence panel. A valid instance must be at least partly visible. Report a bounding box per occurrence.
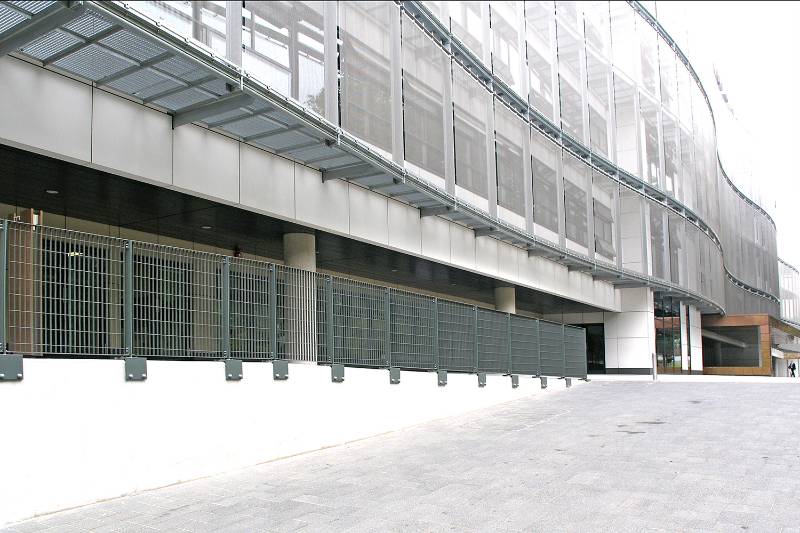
[389,288,436,370]
[7,223,125,357]
[510,315,539,375]
[539,320,565,377]
[437,299,475,372]
[476,308,509,374]
[331,276,387,367]
[564,325,588,378]
[132,243,222,358]
[229,258,271,360]
[276,265,322,362]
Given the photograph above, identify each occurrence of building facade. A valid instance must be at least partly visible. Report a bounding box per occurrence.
[0,0,788,375]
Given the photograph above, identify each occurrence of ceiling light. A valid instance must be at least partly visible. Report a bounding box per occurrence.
[45,189,59,195]
[201,225,213,230]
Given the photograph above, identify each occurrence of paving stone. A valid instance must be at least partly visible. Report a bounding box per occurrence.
[4,381,800,532]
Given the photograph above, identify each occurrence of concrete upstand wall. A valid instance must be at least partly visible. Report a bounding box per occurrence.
[0,359,578,526]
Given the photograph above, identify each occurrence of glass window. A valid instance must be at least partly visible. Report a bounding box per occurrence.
[649,201,667,280]
[639,92,661,187]
[583,1,610,58]
[555,1,580,32]
[450,1,486,59]
[563,153,589,248]
[668,212,685,285]
[525,1,556,119]
[679,126,694,209]
[658,37,677,114]
[654,295,682,373]
[556,20,585,142]
[453,65,490,200]
[662,111,679,194]
[495,103,527,219]
[609,2,638,82]
[702,326,761,368]
[138,2,226,57]
[339,1,396,155]
[613,74,637,175]
[619,187,645,273]
[531,128,560,235]
[402,14,447,179]
[638,17,659,97]
[592,170,617,264]
[242,2,324,113]
[586,51,611,157]
[491,1,524,97]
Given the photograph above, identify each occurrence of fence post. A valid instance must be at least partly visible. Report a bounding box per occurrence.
[561,323,566,378]
[473,306,479,373]
[325,275,334,364]
[432,298,439,369]
[384,287,391,368]
[123,240,134,356]
[268,264,277,359]
[0,220,6,353]
[506,313,512,374]
[221,256,231,358]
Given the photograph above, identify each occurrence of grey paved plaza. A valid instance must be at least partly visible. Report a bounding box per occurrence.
[5,380,800,532]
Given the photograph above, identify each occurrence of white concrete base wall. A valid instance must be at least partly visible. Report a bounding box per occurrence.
[0,358,576,526]
[688,305,703,371]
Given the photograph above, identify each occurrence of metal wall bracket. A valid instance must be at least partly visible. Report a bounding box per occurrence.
[540,376,548,389]
[124,357,147,381]
[437,369,447,387]
[389,367,400,384]
[331,363,345,383]
[478,373,487,387]
[225,359,242,381]
[510,374,519,389]
[273,359,289,381]
[565,377,572,388]
[0,354,23,381]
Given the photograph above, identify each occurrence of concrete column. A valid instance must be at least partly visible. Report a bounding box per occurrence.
[688,305,704,373]
[494,286,516,314]
[603,287,656,374]
[282,233,317,362]
[283,233,316,271]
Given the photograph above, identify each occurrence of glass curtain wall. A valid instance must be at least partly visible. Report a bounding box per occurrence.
[655,294,682,373]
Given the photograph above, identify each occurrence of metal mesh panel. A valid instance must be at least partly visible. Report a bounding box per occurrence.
[132,243,222,358]
[564,325,587,378]
[539,320,565,377]
[331,277,387,368]
[6,223,125,357]
[389,289,436,370]
[510,315,540,375]
[437,300,475,372]
[276,266,321,363]
[229,258,271,360]
[476,309,509,374]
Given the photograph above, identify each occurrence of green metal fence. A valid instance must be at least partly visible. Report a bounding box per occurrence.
[0,220,586,378]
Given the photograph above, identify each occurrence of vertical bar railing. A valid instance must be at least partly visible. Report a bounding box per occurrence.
[325,275,334,364]
[506,312,512,374]
[432,297,439,369]
[221,256,230,358]
[268,264,277,359]
[0,219,6,353]
[473,305,478,373]
[123,240,133,357]
[384,287,391,368]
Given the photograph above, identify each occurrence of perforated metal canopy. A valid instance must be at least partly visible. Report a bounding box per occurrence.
[0,0,727,314]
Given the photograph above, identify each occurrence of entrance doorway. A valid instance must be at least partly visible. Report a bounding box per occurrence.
[585,323,605,373]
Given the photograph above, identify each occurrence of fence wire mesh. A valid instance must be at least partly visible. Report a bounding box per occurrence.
[0,221,586,377]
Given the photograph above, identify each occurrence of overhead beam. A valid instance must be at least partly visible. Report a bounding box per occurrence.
[0,2,87,57]
[567,264,595,273]
[172,91,253,128]
[275,139,321,155]
[419,205,453,218]
[322,163,380,182]
[244,123,305,142]
[612,281,650,288]
[96,51,173,85]
[473,226,498,237]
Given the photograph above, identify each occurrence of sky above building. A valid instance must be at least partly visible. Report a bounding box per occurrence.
[681,1,800,268]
